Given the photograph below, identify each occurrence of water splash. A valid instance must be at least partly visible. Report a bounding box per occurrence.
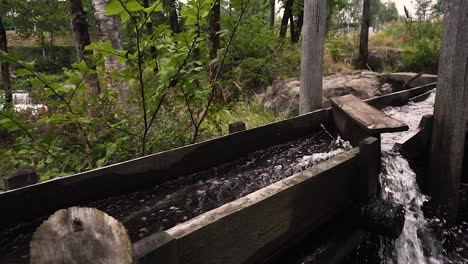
[379,153,444,264]
[378,90,468,263]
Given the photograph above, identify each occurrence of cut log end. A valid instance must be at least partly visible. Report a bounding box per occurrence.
[30,207,133,264]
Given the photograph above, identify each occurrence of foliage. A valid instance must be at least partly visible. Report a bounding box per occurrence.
[0,0,254,179]
[200,99,285,140]
[8,0,69,45]
[401,37,440,73]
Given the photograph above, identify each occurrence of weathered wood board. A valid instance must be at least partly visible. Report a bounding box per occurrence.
[331,94,409,134]
[30,207,133,264]
[134,149,361,264]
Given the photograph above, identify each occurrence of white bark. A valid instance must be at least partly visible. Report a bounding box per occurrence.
[91,0,130,105]
[300,0,327,115]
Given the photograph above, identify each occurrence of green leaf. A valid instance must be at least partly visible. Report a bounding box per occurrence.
[105,0,124,15]
[17,68,33,77]
[126,0,144,12]
[120,11,131,23]
[144,2,163,14]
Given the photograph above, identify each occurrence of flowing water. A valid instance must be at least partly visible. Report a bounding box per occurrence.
[0,128,352,263]
[0,91,45,112]
[378,92,443,264]
[298,91,468,264]
[379,92,468,264]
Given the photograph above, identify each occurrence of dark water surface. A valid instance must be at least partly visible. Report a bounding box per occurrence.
[0,129,347,263]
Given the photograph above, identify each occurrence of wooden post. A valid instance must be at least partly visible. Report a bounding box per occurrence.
[228,121,246,134]
[358,137,381,202]
[428,0,468,222]
[299,0,326,114]
[30,207,133,264]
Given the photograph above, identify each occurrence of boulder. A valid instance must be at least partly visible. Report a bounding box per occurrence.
[257,71,397,116]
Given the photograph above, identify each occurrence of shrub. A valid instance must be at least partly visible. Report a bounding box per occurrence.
[401,38,440,73]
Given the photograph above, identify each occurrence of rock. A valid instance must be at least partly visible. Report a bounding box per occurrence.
[258,71,397,116]
[385,72,437,88]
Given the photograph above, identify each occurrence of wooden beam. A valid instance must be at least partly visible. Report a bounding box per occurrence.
[331,95,409,134]
[137,149,361,264]
[428,0,468,222]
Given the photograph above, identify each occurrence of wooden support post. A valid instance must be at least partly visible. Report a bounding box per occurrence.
[428,0,468,222]
[358,137,381,202]
[30,207,133,264]
[300,0,326,114]
[3,169,38,190]
[228,121,246,134]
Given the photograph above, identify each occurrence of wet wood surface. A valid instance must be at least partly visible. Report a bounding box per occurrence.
[331,94,409,134]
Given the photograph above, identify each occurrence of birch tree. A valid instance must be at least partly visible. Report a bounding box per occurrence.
[91,0,129,105]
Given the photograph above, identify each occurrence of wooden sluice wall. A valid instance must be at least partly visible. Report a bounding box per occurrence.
[0,83,436,263]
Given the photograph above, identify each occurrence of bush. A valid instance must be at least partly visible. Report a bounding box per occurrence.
[233,57,271,93]
[199,99,285,140]
[401,38,440,73]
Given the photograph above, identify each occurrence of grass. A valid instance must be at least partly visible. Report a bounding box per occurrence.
[6,31,75,47]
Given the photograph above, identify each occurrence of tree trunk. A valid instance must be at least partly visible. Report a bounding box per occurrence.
[0,17,12,106]
[279,0,293,39]
[291,6,304,44]
[209,0,224,103]
[40,32,46,60]
[68,0,101,95]
[289,13,295,43]
[300,0,327,114]
[269,0,275,30]
[428,0,468,223]
[358,0,371,69]
[163,0,180,34]
[91,0,129,105]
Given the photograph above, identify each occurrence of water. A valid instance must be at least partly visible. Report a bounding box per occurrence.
[379,91,468,264]
[0,91,45,112]
[0,129,351,263]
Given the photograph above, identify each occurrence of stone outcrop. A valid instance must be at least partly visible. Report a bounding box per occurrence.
[257,71,398,116]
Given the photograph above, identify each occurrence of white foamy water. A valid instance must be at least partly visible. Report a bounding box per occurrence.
[1,92,46,112]
[381,91,436,151]
[378,90,467,264]
[379,154,444,264]
[379,90,441,264]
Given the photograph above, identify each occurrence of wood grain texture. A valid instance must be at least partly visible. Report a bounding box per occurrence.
[331,94,409,133]
[163,149,360,264]
[300,0,327,114]
[428,0,468,221]
[30,207,133,264]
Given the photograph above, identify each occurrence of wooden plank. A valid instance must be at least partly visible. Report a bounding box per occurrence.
[331,94,409,134]
[157,149,360,264]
